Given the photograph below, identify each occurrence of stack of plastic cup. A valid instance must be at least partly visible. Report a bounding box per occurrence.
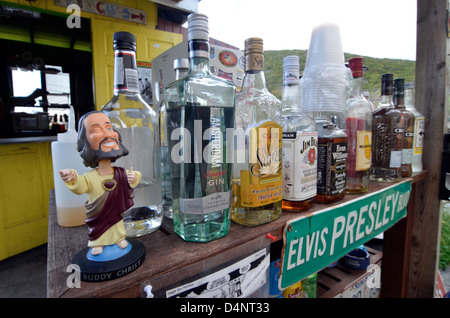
[301,23,351,123]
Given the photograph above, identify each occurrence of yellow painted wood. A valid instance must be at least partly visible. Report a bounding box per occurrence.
[0,143,53,260]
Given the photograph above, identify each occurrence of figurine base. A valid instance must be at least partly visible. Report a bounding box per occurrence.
[71,239,145,282]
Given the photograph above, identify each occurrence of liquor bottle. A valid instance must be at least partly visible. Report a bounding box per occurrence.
[102,31,163,237]
[231,37,283,226]
[344,57,372,193]
[164,13,236,242]
[370,73,403,182]
[281,55,317,211]
[160,58,189,219]
[405,82,424,173]
[393,78,415,177]
[315,117,348,203]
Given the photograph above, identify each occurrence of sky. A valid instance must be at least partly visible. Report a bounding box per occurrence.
[197,0,417,61]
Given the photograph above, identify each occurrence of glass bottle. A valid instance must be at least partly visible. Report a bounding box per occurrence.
[101,31,163,237]
[315,116,348,203]
[160,58,189,219]
[231,37,283,226]
[344,57,372,193]
[281,55,317,211]
[370,73,403,182]
[164,13,236,242]
[393,78,415,177]
[405,82,424,173]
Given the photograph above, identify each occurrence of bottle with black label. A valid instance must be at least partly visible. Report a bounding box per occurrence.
[315,116,348,203]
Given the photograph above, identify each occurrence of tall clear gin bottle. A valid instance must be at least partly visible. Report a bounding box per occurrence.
[231,37,283,226]
[101,31,163,237]
[164,13,236,242]
[405,82,424,173]
[160,58,189,219]
[281,55,317,212]
[370,73,403,182]
[344,57,372,193]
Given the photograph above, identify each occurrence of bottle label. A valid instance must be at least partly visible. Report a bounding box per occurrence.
[189,40,209,59]
[389,150,402,168]
[355,131,372,171]
[180,191,231,214]
[317,140,347,196]
[240,121,282,207]
[282,131,317,201]
[114,52,139,92]
[414,118,424,154]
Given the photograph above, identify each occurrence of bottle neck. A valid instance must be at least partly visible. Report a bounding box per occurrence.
[188,39,210,74]
[394,93,405,108]
[113,49,139,95]
[350,76,364,97]
[175,69,189,80]
[281,83,301,111]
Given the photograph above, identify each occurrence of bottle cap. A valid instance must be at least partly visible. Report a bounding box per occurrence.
[174,58,189,70]
[244,37,264,72]
[113,31,136,51]
[394,78,405,97]
[283,55,300,84]
[187,13,209,41]
[349,57,363,78]
[381,73,394,95]
[57,105,78,143]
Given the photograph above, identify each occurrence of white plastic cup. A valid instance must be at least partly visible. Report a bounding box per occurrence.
[305,23,345,69]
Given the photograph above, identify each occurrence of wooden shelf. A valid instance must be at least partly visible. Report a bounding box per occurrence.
[47,171,427,298]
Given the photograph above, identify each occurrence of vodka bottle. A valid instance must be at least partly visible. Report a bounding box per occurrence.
[344,57,372,193]
[370,73,403,182]
[160,58,189,219]
[393,78,415,177]
[231,37,283,226]
[101,31,163,237]
[164,13,236,242]
[405,82,424,173]
[281,56,317,211]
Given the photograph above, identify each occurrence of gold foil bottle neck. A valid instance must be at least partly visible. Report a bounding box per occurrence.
[244,37,264,72]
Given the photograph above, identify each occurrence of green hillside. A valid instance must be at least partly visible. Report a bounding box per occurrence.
[263,49,416,101]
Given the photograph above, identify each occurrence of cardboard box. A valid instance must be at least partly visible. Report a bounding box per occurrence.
[151,41,244,111]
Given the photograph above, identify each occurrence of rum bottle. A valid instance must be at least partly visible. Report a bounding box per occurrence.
[102,31,163,237]
[344,57,372,193]
[405,82,424,173]
[393,78,415,177]
[281,55,317,211]
[370,73,403,182]
[164,13,236,242]
[231,37,283,226]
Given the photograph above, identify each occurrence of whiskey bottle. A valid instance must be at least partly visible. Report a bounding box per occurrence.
[160,58,189,219]
[231,37,283,226]
[164,13,236,242]
[344,57,372,193]
[102,31,163,237]
[370,73,403,182]
[315,117,348,203]
[393,78,415,177]
[281,55,317,211]
[405,82,424,173]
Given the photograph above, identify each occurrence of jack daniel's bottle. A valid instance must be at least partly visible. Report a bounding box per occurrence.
[164,14,236,242]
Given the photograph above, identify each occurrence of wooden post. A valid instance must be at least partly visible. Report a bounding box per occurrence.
[408,0,448,297]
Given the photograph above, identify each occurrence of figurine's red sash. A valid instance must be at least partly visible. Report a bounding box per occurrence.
[84,167,134,241]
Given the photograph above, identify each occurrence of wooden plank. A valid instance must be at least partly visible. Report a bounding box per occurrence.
[407,0,448,298]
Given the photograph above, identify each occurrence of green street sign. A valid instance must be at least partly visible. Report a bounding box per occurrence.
[279,179,412,290]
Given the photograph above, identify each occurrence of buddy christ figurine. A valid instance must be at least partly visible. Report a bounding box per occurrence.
[59,111,145,281]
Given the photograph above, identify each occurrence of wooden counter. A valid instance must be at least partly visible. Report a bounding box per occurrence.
[47,171,427,298]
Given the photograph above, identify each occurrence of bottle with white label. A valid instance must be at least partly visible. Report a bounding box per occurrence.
[231,37,283,226]
[101,31,163,238]
[370,73,403,182]
[405,82,424,173]
[281,56,317,211]
[164,14,236,242]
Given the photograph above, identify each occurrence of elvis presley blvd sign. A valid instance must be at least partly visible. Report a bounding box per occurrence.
[279,179,412,290]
